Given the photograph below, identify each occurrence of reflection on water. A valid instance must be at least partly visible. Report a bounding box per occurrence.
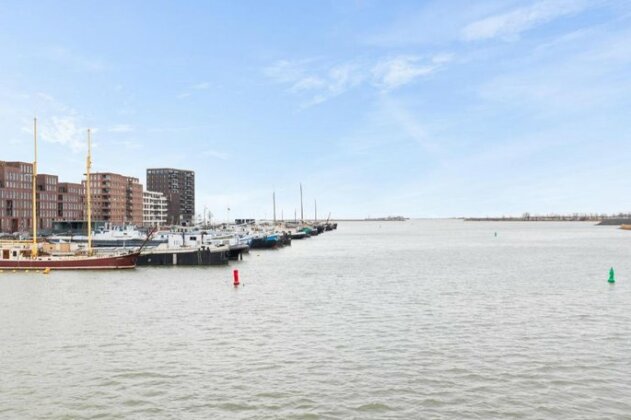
[1,220,630,418]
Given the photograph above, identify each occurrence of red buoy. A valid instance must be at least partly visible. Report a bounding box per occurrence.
[233,269,240,287]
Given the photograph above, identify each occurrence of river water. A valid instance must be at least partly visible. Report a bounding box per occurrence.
[1,220,630,419]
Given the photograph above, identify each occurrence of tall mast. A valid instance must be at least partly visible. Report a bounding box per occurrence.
[273,191,276,224]
[31,118,38,258]
[86,129,92,255]
[314,199,317,222]
[300,183,304,223]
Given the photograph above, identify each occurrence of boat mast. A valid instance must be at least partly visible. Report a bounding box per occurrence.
[300,183,304,223]
[273,191,276,224]
[314,199,317,222]
[86,129,93,256]
[31,118,38,258]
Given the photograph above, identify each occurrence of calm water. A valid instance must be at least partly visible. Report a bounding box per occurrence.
[1,220,631,419]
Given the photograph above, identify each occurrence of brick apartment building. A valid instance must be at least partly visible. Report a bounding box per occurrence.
[0,161,91,234]
[84,173,143,226]
[146,168,195,225]
[57,182,84,221]
[0,161,33,233]
[36,174,58,231]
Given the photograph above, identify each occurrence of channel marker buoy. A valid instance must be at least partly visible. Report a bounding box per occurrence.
[608,267,615,284]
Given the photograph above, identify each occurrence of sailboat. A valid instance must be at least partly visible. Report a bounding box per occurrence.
[0,121,141,270]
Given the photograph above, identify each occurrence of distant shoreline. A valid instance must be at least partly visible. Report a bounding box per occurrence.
[334,217,408,222]
[464,217,631,225]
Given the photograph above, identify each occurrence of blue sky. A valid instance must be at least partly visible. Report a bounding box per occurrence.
[1,0,630,219]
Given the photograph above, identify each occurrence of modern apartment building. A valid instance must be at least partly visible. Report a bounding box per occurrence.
[36,174,58,231]
[143,191,168,227]
[84,173,144,226]
[0,161,33,233]
[1,161,91,233]
[57,182,84,221]
[146,168,195,225]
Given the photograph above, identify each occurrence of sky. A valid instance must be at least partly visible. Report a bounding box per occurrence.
[1,0,631,219]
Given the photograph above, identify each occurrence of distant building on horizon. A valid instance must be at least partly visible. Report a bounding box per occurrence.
[143,190,168,227]
[146,168,195,225]
[83,172,144,226]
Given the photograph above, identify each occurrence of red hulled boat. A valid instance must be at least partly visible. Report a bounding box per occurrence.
[0,244,139,270]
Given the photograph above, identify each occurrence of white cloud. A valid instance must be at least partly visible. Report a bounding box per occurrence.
[290,76,326,92]
[38,116,88,153]
[265,59,365,107]
[372,54,451,91]
[266,54,450,105]
[462,0,588,41]
[264,59,314,84]
[193,82,210,90]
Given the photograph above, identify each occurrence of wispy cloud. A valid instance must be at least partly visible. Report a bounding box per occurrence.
[37,116,88,153]
[264,59,315,85]
[265,54,451,105]
[11,93,93,153]
[462,0,589,41]
[265,59,364,107]
[372,54,452,91]
[193,82,210,90]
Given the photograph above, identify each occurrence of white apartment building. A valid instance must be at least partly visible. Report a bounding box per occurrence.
[143,190,168,227]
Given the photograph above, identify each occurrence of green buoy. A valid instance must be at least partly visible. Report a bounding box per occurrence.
[608,267,615,283]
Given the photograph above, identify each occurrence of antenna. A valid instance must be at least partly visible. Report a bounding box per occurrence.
[300,183,304,223]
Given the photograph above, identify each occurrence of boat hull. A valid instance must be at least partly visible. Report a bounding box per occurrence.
[249,237,280,249]
[138,248,229,266]
[0,252,139,270]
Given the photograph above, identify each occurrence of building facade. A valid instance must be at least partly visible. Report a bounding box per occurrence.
[84,173,144,226]
[0,161,33,233]
[57,182,84,221]
[146,168,195,225]
[36,174,59,231]
[143,191,168,227]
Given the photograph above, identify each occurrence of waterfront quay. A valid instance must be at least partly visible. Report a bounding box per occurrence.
[2,154,337,271]
[1,220,338,271]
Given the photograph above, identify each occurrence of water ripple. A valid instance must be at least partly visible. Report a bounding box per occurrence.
[1,221,631,418]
